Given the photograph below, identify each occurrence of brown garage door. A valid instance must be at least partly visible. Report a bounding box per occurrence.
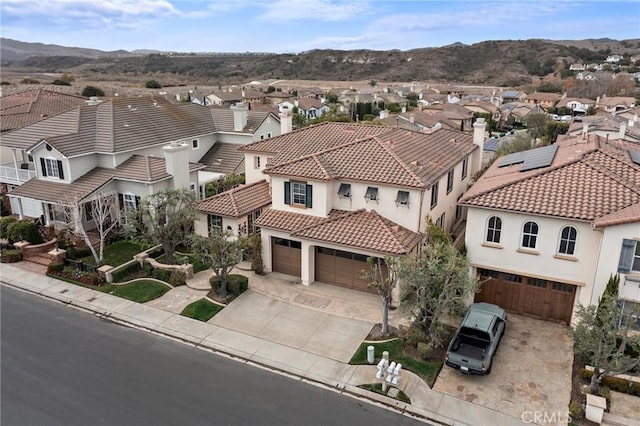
[475,269,576,324]
[315,247,384,294]
[271,237,301,277]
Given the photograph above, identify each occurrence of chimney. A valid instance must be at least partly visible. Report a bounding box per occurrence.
[163,141,190,190]
[279,110,293,134]
[619,121,627,140]
[473,118,487,172]
[231,103,248,131]
[409,114,415,124]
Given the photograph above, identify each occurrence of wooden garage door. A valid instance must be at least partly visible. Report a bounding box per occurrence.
[271,237,301,277]
[475,269,576,324]
[315,247,381,293]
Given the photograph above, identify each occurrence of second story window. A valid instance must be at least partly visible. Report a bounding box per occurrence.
[338,183,351,198]
[284,181,312,208]
[430,181,439,208]
[521,221,539,249]
[446,169,454,194]
[558,226,577,256]
[395,190,409,207]
[486,216,502,244]
[208,215,222,235]
[41,158,64,179]
[462,156,469,179]
[618,239,640,274]
[365,187,378,202]
[254,156,261,169]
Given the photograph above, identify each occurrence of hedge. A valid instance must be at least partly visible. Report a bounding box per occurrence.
[5,220,44,244]
[0,249,22,263]
[210,274,248,296]
[111,261,143,282]
[580,368,640,396]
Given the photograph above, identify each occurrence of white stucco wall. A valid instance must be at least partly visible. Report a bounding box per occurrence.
[31,144,69,183]
[67,154,99,182]
[593,223,640,304]
[244,154,273,185]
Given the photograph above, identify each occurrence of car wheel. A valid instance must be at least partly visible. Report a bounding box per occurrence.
[486,360,492,375]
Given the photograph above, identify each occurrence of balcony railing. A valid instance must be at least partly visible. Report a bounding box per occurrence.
[0,163,37,184]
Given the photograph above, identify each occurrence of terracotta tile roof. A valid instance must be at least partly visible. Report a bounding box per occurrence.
[8,155,204,202]
[461,135,640,226]
[297,98,324,110]
[262,126,476,187]
[199,142,244,174]
[292,209,421,255]
[0,88,87,132]
[254,208,325,232]
[195,180,271,218]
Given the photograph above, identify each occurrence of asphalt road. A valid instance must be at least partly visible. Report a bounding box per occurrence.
[1,285,424,426]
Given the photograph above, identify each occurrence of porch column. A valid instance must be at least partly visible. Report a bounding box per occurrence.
[301,241,314,286]
[15,197,24,219]
[11,149,20,183]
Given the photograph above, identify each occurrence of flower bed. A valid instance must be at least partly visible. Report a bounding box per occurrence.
[47,264,105,286]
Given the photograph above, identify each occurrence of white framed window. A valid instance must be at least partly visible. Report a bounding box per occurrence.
[617,299,640,332]
[435,212,445,229]
[365,187,379,202]
[292,182,307,206]
[42,157,63,179]
[486,216,502,244]
[123,193,137,212]
[208,215,222,235]
[430,181,439,208]
[558,226,577,255]
[521,221,539,249]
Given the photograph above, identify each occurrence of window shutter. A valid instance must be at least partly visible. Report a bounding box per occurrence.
[40,158,47,177]
[118,194,124,211]
[305,184,313,208]
[618,239,635,273]
[284,181,291,205]
[57,160,64,179]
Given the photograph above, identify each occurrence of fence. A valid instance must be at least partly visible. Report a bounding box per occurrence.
[63,258,98,274]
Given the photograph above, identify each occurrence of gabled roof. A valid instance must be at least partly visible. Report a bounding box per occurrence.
[259,125,476,188]
[0,88,87,132]
[208,91,243,102]
[199,142,244,174]
[210,108,275,133]
[256,208,421,255]
[9,155,205,203]
[461,135,640,227]
[297,98,324,110]
[1,96,217,156]
[526,92,561,102]
[195,180,271,218]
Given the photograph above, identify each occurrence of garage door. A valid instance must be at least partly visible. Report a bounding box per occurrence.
[271,237,301,277]
[315,247,384,294]
[475,269,576,324]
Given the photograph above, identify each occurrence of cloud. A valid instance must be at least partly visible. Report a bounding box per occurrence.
[259,0,370,22]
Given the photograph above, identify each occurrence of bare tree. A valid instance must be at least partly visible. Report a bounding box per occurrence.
[362,256,398,335]
[57,192,119,264]
[190,229,242,299]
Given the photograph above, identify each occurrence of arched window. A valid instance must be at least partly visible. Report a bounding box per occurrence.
[558,226,577,255]
[521,221,539,249]
[486,216,502,244]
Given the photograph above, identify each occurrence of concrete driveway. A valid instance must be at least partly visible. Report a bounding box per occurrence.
[208,290,374,363]
[433,314,573,422]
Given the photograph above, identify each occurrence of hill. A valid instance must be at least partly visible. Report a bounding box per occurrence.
[2,38,639,87]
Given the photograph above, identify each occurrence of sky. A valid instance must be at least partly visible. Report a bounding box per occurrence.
[1,0,639,54]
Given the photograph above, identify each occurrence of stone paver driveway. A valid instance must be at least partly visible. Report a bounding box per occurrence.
[208,290,373,362]
[433,314,573,422]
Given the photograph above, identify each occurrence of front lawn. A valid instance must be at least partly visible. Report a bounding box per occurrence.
[350,339,442,388]
[80,240,151,266]
[108,280,170,303]
[180,299,223,322]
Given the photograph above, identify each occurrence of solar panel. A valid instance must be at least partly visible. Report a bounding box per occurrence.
[498,151,527,167]
[519,144,559,171]
[630,149,640,166]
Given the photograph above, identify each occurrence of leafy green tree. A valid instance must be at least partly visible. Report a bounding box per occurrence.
[396,222,480,347]
[145,80,162,89]
[573,290,640,394]
[123,189,197,265]
[52,79,71,86]
[190,230,242,299]
[250,232,264,275]
[81,85,105,97]
[496,132,533,156]
[325,93,338,103]
[369,80,377,87]
[523,113,550,143]
[205,173,245,197]
[362,257,397,335]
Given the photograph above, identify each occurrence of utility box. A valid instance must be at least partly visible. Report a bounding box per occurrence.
[585,394,606,424]
[367,346,374,364]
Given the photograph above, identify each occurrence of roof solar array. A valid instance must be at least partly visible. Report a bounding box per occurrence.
[630,148,640,166]
[498,144,559,172]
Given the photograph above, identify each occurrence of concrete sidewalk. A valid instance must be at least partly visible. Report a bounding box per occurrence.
[1,263,528,426]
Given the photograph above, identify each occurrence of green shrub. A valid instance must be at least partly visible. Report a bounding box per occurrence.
[52,79,71,86]
[169,271,186,286]
[405,323,427,347]
[47,261,64,272]
[145,80,162,89]
[143,262,154,275]
[0,217,17,239]
[6,220,44,244]
[111,262,143,282]
[568,402,583,420]
[602,376,632,393]
[228,274,248,295]
[630,382,640,397]
[210,275,220,293]
[81,85,105,97]
[251,233,264,274]
[417,342,433,360]
[579,368,593,380]
[0,249,22,263]
[152,268,171,282]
